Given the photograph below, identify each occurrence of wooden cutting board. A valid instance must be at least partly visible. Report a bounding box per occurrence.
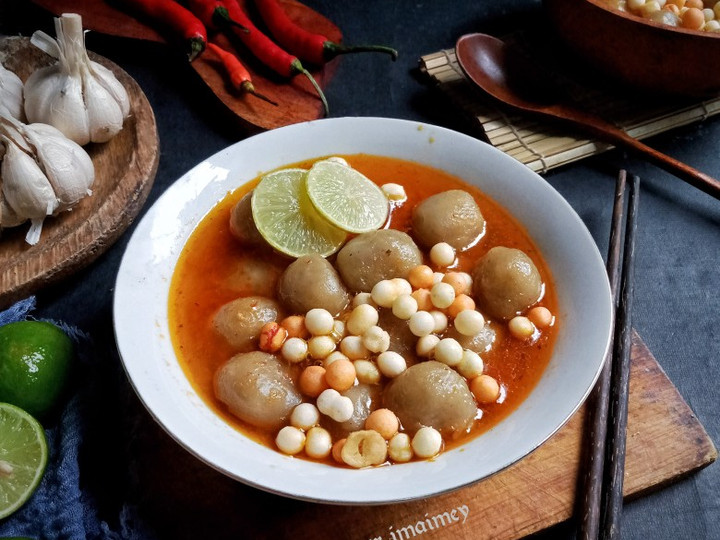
[0,36,158,309]
[130,331,717,539]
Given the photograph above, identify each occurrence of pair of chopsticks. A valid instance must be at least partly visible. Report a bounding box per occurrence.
[579,170,640,539]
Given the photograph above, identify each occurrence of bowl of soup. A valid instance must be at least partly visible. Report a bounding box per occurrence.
[114,117,612,504]
[544,0,720,97]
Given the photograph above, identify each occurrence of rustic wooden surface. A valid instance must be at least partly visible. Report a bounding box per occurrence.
[30,0,342,130]
[0,36,159,309]
[129,331,716,539]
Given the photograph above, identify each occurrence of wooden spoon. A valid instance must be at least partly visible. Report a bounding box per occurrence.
[455,33,720,200]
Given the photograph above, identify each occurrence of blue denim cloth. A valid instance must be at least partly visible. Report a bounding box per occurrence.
[0,298,144,540]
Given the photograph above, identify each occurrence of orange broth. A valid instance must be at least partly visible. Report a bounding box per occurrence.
[169,154,558,460]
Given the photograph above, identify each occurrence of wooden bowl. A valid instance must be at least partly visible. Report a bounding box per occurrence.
[544,0,720,97]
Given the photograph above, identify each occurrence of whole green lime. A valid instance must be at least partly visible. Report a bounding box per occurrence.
[0,320,74,418]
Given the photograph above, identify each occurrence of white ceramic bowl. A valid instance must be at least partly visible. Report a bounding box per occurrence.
[114,117,612,505]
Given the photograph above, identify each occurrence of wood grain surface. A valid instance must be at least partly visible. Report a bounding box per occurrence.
[30,0,343,130]
[0,36,158,309]
[130,332,717,539]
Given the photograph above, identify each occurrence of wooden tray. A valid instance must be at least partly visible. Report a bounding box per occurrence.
[0,36,159,309]
[30,0,342,131]
[130,332,717,539]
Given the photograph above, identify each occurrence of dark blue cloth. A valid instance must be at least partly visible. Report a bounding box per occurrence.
[0,298,144,540]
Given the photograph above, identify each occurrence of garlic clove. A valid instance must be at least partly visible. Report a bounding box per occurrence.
[1,140,59,221]
[23,66,58,122]
[90,61,130,119]
[24,68,90,146]
[0,192,25,228]
[0,108,33,154]
[23,122,94,209]
[82,67,125,143]
[0,63,25,121]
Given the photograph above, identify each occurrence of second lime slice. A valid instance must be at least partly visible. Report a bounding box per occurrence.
[0,402,48,520]
[306,160,389,234]
[251,168,348,258]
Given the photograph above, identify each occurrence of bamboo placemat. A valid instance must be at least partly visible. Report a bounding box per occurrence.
[419,47,720,174]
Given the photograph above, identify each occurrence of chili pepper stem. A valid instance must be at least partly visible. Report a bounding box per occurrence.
[293,60,328,117]
[324,42,398,61]
[240,81,279,106]
[189,37,206,61]
[212,7,250,33]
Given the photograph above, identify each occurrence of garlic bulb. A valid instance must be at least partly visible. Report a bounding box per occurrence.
[24,13,130,146]
[0,106,95,245]
[0,63,24,121]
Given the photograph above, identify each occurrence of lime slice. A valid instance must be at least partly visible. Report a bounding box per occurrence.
[251,168,347,258]
[305,160,389,234]
[0,402,48,520]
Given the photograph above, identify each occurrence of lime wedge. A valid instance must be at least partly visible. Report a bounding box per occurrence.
[0,402,48,520]
[305,160,389,234]
[251,168,347,258]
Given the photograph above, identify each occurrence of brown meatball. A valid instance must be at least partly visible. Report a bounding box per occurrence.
[224,255,283,298]
[323,384,381,439]
[213,296,282,351]
[229,191,264,245]
[383,361,477,436]
[412,190,484,250]
[214,352,301,429]
[336,229,423,292]
[277,254,350,316]
[472,246,542,320]
[378,309,418,364]
[445,325,496,354]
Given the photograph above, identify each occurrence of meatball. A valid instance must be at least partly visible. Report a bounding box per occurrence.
[214,352,301,429]
[472,246,542,320]
[213,296,282,351]
[378,309,418,364]
[225,255,283,297]
[383,361,477,436]
[412,190,484,251]
[324,384,381,439]
[336,229,423,292]
[229,191,264,245]
[277,254,350,316]
[445,324,496,354]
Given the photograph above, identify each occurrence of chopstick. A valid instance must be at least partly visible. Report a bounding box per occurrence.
[578,170,640,539]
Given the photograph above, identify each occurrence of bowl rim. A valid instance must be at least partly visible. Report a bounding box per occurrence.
[113,116,613,505]
[580,0,720,39]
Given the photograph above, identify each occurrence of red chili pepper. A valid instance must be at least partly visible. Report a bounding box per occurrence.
[253,0,397,65]
[114,0,208,61]
[206,42,278,105]
[207,0,329,115]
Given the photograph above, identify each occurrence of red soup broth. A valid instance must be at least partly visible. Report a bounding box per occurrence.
[168,154,558,460]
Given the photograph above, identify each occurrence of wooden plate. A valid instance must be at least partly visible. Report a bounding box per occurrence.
[0,36,159,309]
[30,0,342,130]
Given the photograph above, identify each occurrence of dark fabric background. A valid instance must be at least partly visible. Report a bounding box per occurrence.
[1,0,718,538]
